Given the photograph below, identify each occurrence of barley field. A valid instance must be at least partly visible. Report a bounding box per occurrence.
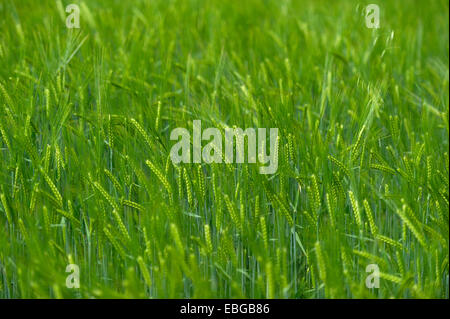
[0,0,448,299]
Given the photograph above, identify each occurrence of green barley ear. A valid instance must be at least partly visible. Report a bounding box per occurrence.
[0,119,11,151]
[45,88,50,118]
[254,195,260,222]
[55,208,81,227]
[146,160,173,202]
[265,183,294,226]
[29,183,38,213]
[306,186,314,214]
[435,200,444,222]
[359,141,366,169]
[41,168,63,208]
[0,193,11,226]
[164,154,171,176]
[395,250,405,276]
[311,174,321,212]
[363,199,378,235]
[370,163,397,175]
[395,206,426,248]
[389,115,399,141]
[379,272,402,285]
[197,165,206,204]
[2,105,15,128]
[415,143,425,166]
[376,234,403,249]
[183,167,193,208]
[0,82,14,111]
[328,155,350,176]
[426,156,432,186]
[370,148,388,166]
[301,209,317,226]
[170,223,184,258]
[155,100,161,132]
[54,145,63,181]
[386,145,396,161]
[107,114,114,149]
[177,166,183,200]
[417,186,423,201]
[223,231,237,266]
[260,216,268,251]
[18,218,28,241]
[104,168,121,192]
[436,170,449,190]
[137,256,152,288]
[287,133,295,162]
[112,209,131,243]
[56,71,62,93]
[204,224,213,254]
[352,249,388,269]
[395,167,410,183]
[234,182,240,200]
[224,193,241,232]
[283,143,289,167]
[348,191,362,229]
[43,144,51,173]
[23,135,38,162]
[12,165,21,199]
[130,118,154,150]
[275,194,294,227]
[65,199,74,218]
[351,124,365,161]
[423,224,447,247]
[403,156,413,179]
[121,199,144,212]
[331,180,338,206]
[401,200,421,226]
[93,181,119,211]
